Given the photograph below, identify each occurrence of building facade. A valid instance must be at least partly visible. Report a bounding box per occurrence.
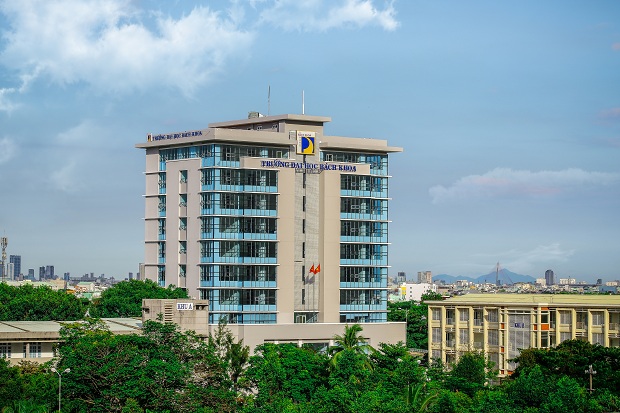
[136,113,402,327]
[0,318,141,366]
[9,255,21,280]
[401,282,437,302]
[545,269,554,286]
[417,271,432,284]
[427,294,620,376]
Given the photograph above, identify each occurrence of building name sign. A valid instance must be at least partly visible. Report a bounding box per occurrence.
[260,160,357,173]
[148,130,203,142]
[176,303,194,311]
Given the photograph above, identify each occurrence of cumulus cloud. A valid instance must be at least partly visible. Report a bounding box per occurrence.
[429,168,620,204]
[0,0,255,96]
[0,137,17,163]
[258,0,399,32]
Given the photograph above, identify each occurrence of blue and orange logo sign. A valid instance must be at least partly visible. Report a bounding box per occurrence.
[297,131,316,155]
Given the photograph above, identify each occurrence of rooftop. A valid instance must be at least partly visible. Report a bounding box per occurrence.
[426,293,620,307]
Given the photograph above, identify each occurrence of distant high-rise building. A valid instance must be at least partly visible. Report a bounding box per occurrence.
[7,263,14,281]
[45,265,55,279]
[39,266,45,281]
[129,272,134,280]
[397,272,406,284]
[64,272,70,281]
[9,255,21,280]
[545,269,555,286]
[28,269,35,280]
[418,271,432,284]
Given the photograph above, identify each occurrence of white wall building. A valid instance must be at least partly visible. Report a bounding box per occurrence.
[400,282,437,302]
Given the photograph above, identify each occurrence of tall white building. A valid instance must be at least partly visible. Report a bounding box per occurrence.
[136,112,405,343]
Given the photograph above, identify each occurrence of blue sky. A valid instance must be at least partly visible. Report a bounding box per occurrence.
[0,0,618,282]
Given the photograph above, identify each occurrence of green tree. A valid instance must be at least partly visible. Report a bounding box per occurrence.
[387,293,441,350]
[0,283,85,321]
[513,339,620,396]
[0,359,23,410]
[329,324,374,368]
[90,279,188,318]
[208,321,250,393]
[445,352,495,398]
[56,318,236,413]
[539,375,590,413]
[244,343,328,409]
[505,364,548,409]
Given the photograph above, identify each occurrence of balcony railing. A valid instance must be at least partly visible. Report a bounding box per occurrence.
[445,318,454,325]
[473,319,483,326]
[609,323,620,331]
[576,322,587,330]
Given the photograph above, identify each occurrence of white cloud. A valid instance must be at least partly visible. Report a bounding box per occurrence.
[0,88,18,112]
[484,243,575,275]
[56,119,105,147]
[49,161,79,193]
[48,120,110,192]
[0,0,255,96]
[258,0,399,32]
[429,168,620,204]
[0,136,17,163]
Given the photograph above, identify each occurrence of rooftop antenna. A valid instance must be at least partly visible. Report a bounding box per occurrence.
[302,90,305,115]
[268,85,271,116]
[1,236,7,282]
[495,262,501,286]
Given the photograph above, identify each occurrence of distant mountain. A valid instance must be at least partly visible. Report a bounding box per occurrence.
[432,269,536,285]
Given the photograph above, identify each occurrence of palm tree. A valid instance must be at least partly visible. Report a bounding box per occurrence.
[329,324,374,367]
[406,383,438,412]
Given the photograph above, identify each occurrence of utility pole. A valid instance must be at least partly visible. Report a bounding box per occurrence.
[585,364,596,394]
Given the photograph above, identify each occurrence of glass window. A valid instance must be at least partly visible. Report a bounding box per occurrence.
[0,343,10,358]
[591,312,604,326]
[459,329,469,343]
[459,309,469,322]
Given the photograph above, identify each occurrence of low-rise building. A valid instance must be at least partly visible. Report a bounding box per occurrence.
[400,282,438,302]
[0,318,142,365]
[426,294,620,376]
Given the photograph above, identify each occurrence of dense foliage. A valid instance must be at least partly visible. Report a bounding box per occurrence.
[387,292,443,349]
[1,319,620,412]
[0,283,86,321]
[0,280,188,321]
[90,279,188,318]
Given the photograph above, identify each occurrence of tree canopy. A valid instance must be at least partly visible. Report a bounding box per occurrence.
[0,283,86,321]
[90,279,188,318]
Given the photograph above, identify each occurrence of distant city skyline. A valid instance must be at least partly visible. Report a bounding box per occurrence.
[0,1,618,283]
